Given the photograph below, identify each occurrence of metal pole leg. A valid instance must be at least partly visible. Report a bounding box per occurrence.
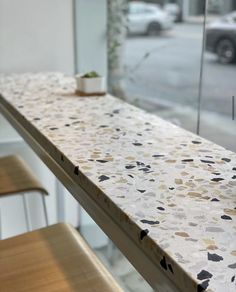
[41,194,49,227]
[107,240,116,265]
[55,179,65,222]
[22,194,31,232]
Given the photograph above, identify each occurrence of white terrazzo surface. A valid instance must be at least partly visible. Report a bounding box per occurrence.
[0,73,235,292]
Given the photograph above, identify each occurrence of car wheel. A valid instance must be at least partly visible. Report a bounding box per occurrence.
[147,22,161,36]
[216,38,235,64]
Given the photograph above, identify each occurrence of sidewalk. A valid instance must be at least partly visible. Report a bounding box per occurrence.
[185,14,219,24]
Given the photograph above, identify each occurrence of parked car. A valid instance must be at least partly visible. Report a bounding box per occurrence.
[164,3,182,23]
[128,1,174,36]
[206,11,236,64]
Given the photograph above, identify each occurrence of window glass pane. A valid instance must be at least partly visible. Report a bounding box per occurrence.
[123,0,204,134]
[200,0,236,152]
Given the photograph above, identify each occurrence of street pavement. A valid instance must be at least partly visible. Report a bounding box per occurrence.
[123,23,236,152]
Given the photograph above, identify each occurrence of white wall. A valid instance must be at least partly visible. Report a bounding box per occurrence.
[0,0,74,74]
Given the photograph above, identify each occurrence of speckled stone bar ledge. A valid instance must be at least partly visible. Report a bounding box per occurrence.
[0,73,235,292]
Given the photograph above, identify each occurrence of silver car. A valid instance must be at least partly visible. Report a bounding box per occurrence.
[128,1,174,36]
[206,11,236,64]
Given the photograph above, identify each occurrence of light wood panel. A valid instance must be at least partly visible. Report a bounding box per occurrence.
[0,223,123,292]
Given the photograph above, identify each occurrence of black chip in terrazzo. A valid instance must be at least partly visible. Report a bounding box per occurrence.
[211,178,224,182]
[222,158,231,162]
[197,270,213,280]
[65,124,70,127]
[125,165,136,169]
[201,160,215,164]
[228,263,236,269]
[133,142,143,146]
[231,275,235,282]
[140,219,159,225]
[197,280,210,292]
[192,141,201,144]
[221,215,232,220]
[33,117,40,120]
[98,175,110,182]
[149,179,155,182]
[168,264,174,274]
[49,127,58,130]
[136,161,145,166]
[211,198,220,202]
[212,172,221,175]
[128,174,134,178]
[140,229,149,240]
[137,189,146,193]
[139,167,153,173]
[99,125,109,128]
[74,166,79,175]
[105,113,114,117]
[232,175,236,179]
[157,207,165,211]
[96,160,109,163]
[139,167,152,172]
[182,159,194,162]
[208,252,223,262]
[113,109,120,114]
[233,167,236,171]
[160,256,167,270]
[169,187,175,190]
[152,154,165,158]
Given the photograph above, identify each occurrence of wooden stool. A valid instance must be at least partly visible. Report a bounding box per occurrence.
[0,155,49,236]
[0,223,123,292]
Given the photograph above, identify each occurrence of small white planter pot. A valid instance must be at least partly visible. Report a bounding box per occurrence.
[75,75,106,94]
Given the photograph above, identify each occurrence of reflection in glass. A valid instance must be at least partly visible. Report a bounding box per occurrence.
[200,0,236,151]
[124,0,205,133]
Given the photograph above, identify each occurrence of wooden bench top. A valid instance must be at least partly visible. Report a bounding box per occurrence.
[0,223,122,292]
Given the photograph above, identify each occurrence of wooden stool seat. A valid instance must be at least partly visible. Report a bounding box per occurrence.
[0,155,48,197]
[0,223,122,292]
[0,155,49,233]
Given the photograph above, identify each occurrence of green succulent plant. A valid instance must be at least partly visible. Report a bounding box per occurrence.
[82,71,100,78]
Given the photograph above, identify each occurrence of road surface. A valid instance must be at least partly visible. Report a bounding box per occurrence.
[124,23,236,117]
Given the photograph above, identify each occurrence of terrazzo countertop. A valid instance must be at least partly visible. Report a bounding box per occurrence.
[0,73,235,292]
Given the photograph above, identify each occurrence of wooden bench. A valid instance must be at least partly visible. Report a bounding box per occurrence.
[0,223,123,291]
